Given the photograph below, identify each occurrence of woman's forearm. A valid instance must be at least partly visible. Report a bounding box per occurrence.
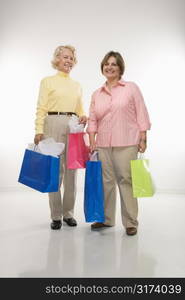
[89,132,96,152]
[89,132,96,143]
[140,131,147,142]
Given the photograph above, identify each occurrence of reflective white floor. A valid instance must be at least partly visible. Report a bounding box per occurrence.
[0,190,185,278]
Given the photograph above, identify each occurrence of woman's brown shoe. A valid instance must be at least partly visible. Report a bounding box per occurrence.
[91,222,111,229]
[126,227,137,236]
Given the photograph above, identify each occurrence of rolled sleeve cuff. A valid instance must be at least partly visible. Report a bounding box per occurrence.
[35,128,44,134]
[139,123,151,131]
[86,125,97,133]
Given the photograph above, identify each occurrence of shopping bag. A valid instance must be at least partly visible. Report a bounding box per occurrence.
[67,132,89,169]
[130,157,155,197]
[84,160,105,222]
[18,149,60,193]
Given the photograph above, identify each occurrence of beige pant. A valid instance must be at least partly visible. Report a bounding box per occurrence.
[98,146,138,228]
[44,115,77,221]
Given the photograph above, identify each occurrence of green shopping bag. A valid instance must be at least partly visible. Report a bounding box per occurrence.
[130,156,155,198]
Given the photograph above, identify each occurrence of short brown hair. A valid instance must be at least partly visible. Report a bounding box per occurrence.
[101,51,125,78]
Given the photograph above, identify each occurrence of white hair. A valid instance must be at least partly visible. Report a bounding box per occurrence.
[51,45,77,69]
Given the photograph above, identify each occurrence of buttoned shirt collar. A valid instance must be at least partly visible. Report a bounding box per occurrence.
[100,79,126,93]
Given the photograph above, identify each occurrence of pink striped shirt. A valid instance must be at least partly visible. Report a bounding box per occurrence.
[87,80,151,147]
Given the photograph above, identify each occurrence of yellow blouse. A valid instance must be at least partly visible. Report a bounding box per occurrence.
[35,71,85,134]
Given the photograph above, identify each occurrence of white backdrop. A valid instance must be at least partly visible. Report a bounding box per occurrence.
[1,0,185,192]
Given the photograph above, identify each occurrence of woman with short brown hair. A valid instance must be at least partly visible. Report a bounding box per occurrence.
[87,51,151,236]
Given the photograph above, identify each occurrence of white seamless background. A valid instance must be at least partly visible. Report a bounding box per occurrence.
[0,0,185,193]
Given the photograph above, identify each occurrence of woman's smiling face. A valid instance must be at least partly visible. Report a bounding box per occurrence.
[57,48,75,73]
[102,56,120,81]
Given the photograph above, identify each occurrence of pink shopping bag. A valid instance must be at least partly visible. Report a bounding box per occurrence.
[67,132,89,169]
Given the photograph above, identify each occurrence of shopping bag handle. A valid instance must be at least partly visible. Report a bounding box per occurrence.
[89,151,99,161]
[138,152,145,160]
[33,144,38,151]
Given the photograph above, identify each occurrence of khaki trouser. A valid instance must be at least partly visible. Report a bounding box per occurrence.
[97,146,138,228]
[44,115,77,221]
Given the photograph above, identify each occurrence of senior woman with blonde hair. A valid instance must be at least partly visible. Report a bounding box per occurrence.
[87,51,151,236]
[34,45,87,230]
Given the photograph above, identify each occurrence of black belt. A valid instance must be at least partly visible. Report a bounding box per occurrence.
[48,112,77,116]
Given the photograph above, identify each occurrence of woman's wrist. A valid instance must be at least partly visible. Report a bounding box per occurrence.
[140,139,147,143]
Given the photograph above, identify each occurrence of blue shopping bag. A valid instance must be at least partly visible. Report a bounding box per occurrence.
[18,149,60,193]
[84,160,105,222]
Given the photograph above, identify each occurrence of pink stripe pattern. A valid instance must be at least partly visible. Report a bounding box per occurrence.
[87,80,151,147]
